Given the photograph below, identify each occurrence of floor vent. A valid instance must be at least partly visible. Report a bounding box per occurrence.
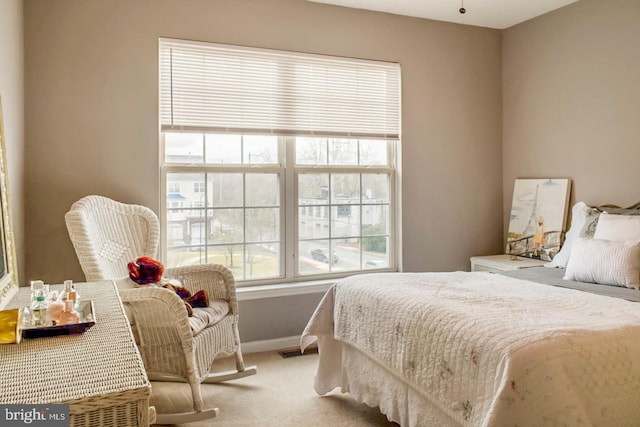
[278,346,318,358]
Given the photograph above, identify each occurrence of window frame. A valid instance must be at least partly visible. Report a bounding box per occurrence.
[160,134,398,286]
[289,136,397,280]
[160,133,287,286]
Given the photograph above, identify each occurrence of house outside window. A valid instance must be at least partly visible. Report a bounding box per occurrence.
[160,39,400,286]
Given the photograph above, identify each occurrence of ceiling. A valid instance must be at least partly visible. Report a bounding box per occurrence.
[307,0,580,29]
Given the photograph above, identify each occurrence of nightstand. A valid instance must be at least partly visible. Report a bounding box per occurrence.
[470,254,548,272]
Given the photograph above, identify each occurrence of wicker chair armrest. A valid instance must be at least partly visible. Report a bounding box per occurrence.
[119,287,194,348]
[165,264,238,314]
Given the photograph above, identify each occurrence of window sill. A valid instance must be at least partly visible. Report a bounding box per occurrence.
[236,279,335,301]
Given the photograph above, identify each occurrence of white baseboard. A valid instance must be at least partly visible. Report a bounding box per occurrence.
[241,335,302,354]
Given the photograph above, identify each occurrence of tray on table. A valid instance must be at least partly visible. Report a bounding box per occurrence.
[21,300,96,339]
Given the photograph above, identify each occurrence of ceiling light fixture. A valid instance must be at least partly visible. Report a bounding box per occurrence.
[459,0,466,14]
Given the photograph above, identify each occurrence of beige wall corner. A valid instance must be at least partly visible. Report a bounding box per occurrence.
[503,0,640,231]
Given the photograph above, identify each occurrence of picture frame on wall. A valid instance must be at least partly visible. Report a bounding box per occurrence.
[506,178,571,261]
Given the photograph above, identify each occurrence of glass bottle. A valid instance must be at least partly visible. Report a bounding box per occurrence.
[58,300,80,325]
[46,290,64,325]
[60,280,73,303]
[21,307,31,330]
[30,280,44,305]
[69,280,80,306]
[31,292,48,327]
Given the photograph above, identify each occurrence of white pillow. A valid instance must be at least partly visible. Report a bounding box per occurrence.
[563,237,640,289]
[594,213,640,241]
[546,201,592,269]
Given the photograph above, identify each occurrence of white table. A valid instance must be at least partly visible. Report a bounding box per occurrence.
[470,254,548,273]
[0,281,152,427]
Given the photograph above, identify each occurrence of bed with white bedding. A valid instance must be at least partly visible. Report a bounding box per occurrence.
[301,270,640,426]
[301,202,640,426]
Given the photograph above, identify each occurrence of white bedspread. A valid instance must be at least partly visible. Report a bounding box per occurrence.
[301,272,640,426]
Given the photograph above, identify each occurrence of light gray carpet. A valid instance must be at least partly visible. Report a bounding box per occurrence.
[150,350,398,426]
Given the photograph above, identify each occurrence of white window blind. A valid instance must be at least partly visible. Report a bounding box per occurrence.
[159,38,400,139]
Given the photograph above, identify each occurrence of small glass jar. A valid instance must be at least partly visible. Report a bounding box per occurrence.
[31,292,48,327]
[58,300,80,326]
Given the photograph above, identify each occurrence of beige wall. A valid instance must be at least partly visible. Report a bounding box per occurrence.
[0,0,25,284]
[24,0,503,285]
[503,0,640,227]
[23,0,502,342]
[20,0,640,342]
[21,0,640,342]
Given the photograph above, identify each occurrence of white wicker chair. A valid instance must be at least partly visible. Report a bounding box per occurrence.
[64,195,256,425]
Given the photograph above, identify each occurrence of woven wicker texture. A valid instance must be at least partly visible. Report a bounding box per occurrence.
[121,265,242,381]
[65,195,159,282]
[64,195,250,420]
[0,282,151,426]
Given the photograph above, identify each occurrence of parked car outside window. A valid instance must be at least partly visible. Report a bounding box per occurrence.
[310,248,339,264]
[365,259,386,268]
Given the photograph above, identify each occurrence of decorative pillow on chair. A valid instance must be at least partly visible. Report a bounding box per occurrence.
[128,256,164,284]
[563,237,640,289]
[593,213,640,241]
[127,257,210,317]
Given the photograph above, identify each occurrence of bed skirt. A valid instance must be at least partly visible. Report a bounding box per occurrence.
[315,336,460,427]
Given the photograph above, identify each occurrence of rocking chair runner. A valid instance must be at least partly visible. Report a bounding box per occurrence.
[64,195,256,424]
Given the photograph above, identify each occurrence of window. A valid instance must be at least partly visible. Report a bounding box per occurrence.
[163,135,282,281]
[168,183,180,194]
[295,137,393,276]
[160,39,400,286]
[193,182,205,193]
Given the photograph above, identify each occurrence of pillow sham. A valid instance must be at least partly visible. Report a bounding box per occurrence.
[578,208,601,238]
[563,237,640,289]
[593,213,640,241]
[578,207,640,239]
[546,201,595,269]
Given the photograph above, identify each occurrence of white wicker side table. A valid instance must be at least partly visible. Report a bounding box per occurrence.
[0,281,152,427]
[470,254,548,273]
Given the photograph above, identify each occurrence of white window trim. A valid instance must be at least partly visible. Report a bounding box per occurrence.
[236,279,335,301]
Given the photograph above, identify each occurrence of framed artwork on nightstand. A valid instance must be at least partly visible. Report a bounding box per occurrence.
[506,178,570,262]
